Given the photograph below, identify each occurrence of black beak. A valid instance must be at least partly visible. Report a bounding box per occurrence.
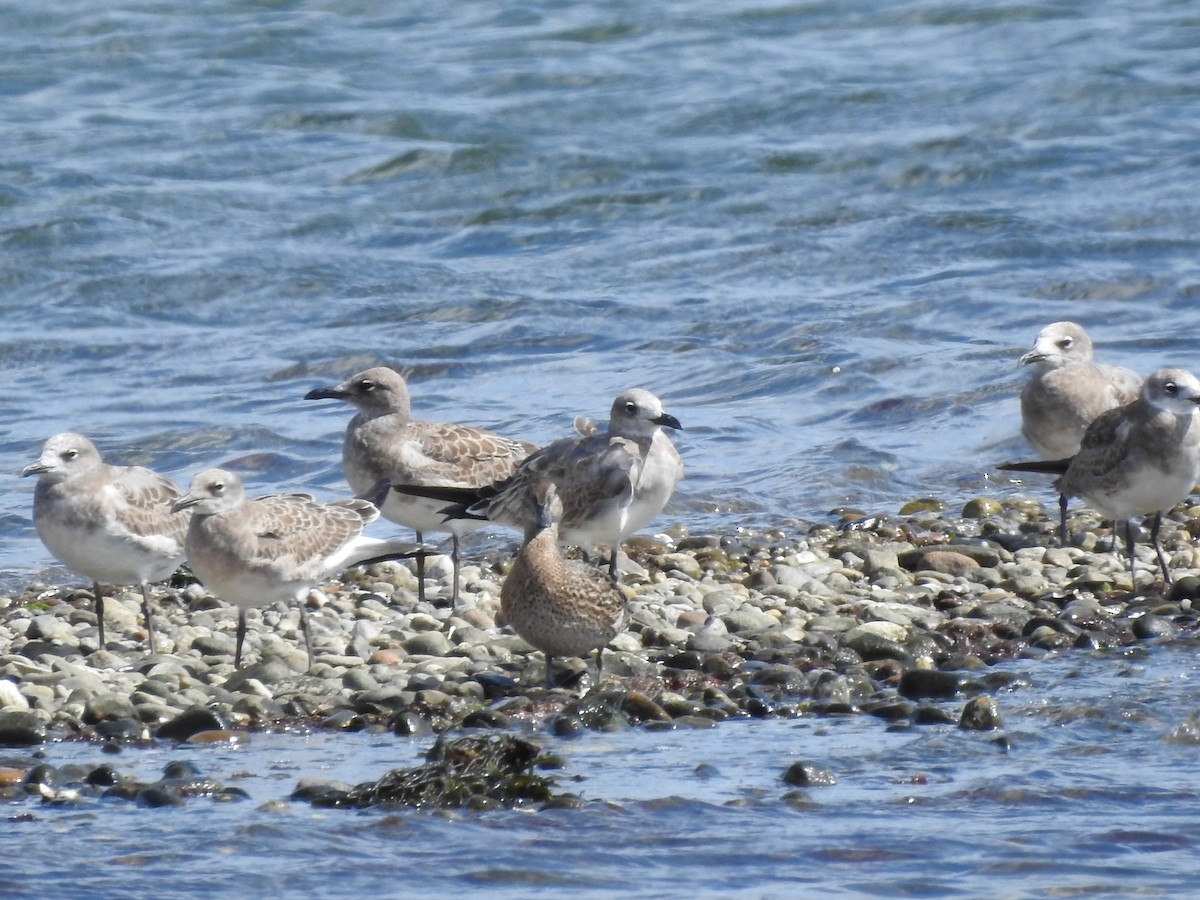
[653,412,682,430]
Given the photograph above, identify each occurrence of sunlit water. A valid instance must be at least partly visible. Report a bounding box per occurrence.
[5,639,1200,898]
[2,0,1200,894]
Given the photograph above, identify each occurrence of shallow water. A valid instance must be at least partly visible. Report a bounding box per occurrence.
[3,1,1200,894]
[6,638,1200,898]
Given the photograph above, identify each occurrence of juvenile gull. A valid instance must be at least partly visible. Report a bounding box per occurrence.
[500,480,628,689]
[172,468,423,669]
[1018,321,1142,542]
[394,388,684,579]
[22,432,190,650]
[305,366,535,605]
[1002,367,1200,587]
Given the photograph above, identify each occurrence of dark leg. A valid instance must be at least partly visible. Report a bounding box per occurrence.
[1057,493,1068,546]
[607,549,619,583]
[94,581,106,647]
[1124,520,1137,586]
[140,583,156,652]
[451,533,461,607]
[544,655,556,690]
[235,608,247,670]
[300,603,313,670]
[1150,513,1173,587]
[414,529,426,603]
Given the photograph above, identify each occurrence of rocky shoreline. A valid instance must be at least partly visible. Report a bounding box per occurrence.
[1,492,1198,807]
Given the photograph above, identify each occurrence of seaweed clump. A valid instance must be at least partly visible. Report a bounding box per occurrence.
[307,733,569,811]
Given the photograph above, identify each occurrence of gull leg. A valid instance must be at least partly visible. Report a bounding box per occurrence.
[450,533,462,607]
[94,581,106,647]
[1150,513,1172,587]
[1057,493,1069,546]
[1124,520,1137,587]
[544,655,556,690]
[300,603,313,671]
[607,549,619,583]
[140,583,157,652]
[414,529,426,603]
[235,608,247,670]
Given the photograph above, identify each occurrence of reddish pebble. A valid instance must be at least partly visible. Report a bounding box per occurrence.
[368,649,400,666]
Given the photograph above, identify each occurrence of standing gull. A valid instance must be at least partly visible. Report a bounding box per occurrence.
[1002,368,1200,587]
[394,388,685,580]
[500,480,627,689]
[22,432,190,650]
[172,468,423,669]
[1018,321,1142,542]
[305,366,535,605]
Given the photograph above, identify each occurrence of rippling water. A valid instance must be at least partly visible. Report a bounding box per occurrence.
[6,0,1200,587]
[6,639,1200,898]
[2,0,1200,893]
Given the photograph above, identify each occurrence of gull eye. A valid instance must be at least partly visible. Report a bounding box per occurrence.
[1057,337,1073,350]
[1164,382,1179,395]
[360,379,376,392]
[624,401,638,415]
[64,449,78,460]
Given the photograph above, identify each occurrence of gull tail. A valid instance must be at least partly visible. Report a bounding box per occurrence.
[997,458,1072,475]
[340,537,433,570]
[390,482,494,522]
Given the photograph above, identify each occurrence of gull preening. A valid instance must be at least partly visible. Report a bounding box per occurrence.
[172,467,424,669]
[305,366,535,605]
[22,432,190,650]
[1018,321,1142,542]
[1002,367,1200,587]
[500,480,628,689]
[393,387,685,579]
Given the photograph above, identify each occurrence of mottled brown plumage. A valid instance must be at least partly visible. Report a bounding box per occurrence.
[173,468,422,669]
[306,366,534,604]
[22,432,190,649]
[501,481,627,689]
[1005,368,1200,586]
[396,388,684,580]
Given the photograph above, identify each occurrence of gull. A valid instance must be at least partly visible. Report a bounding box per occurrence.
[500,480,628,689]
[22,432,190,650]
[172,468,424,670]
[393,388,684,580]
[1018,321,1142,542]
[305,366,535,606]
[1001,367,1200,587]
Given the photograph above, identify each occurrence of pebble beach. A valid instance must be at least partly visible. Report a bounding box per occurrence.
[3,487,1197,810]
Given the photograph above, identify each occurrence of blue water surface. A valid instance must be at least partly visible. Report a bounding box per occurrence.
[2,1,1200,894]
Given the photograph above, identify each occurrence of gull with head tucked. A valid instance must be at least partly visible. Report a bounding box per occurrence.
[1002,367,1200,587]
[22,432,190,650]
[172,467,424,670]
[1018,321,1142,542]
[305,366,535,606]
[393,387,685,580]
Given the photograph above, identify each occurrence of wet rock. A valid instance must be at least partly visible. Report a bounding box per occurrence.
[962,498,1002,519]
[83,694,138,725]
[959,694,1003,731]
[0,710,47,746]
[782,762,837,787]
[1132,615,1174,640]
[898,669,961,700]
[157,706,227,742]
